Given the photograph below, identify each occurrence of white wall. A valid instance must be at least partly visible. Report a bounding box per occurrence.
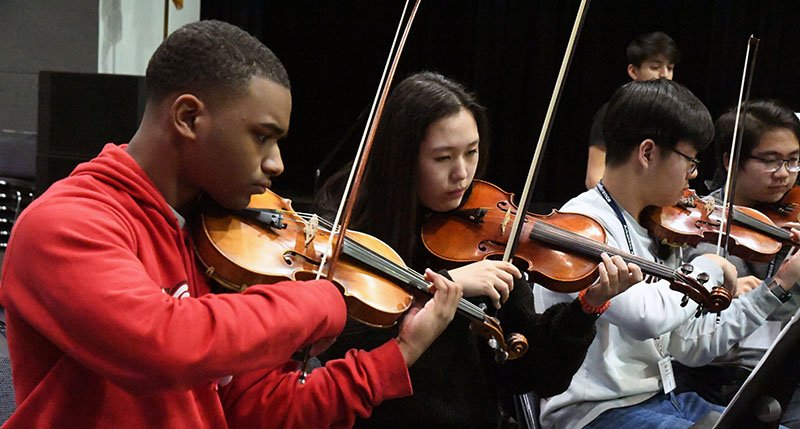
[98,0,200,75]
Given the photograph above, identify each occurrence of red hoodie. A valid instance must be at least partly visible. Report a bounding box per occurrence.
[0,144,412,428]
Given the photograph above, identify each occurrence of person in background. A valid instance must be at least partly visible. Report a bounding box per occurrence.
[674,99,800,428]
[585,31,680,189]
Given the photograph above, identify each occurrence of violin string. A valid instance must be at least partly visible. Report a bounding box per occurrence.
[289,211,427,280]
[277,210,486,319]
[430,207,791,252]
[531,222,675,279]
[273,209,679,304]
[342,242,485,318]
[732,207,792,241]
[243,209,720,313]
[265,209,687,292]
[341,240,486,318]
[534,222,729,310]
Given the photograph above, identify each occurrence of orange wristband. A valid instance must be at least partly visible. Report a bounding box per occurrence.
[578,289,610,315]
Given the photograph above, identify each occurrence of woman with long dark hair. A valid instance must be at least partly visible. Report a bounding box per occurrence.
[316,71,641,428]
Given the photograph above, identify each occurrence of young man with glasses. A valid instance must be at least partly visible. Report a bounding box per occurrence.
[666,145,701,175]
[674,99,800,428]
[535,81,800,429]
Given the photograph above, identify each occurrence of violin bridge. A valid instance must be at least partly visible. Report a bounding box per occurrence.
[501,210,512,234]
[701,196,716,219]
[304,214,319,248]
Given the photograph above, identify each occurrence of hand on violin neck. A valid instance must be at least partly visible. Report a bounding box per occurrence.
[735,275,763,298]
[774,241,800,289]
[447,260,521,310]
[584,252,644,307]
[789,227,800,243]
[698,254,738,295]
[396,269,462,366]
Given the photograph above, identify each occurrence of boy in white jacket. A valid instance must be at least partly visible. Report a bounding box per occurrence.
[535,79,800,429]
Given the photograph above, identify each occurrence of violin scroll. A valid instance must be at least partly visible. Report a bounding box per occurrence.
[670,266,732,315]
[503,332,529,361]
[469,313,529,362]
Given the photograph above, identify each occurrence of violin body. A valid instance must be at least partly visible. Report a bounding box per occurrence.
[642,189,787,263]
[757,186,800,229]
[423,181,605,293]
[194,190,413,328]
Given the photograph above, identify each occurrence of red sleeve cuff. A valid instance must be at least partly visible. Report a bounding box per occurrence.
[368,340,413,401]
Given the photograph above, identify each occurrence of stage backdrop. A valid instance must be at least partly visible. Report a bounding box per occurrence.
[202,0,800,210]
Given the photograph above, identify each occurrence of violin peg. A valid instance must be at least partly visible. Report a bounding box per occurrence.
[696,272,710,285]
[680,295,689,307]
[695,306,703,318]
[494,348,509,363]
[680,263,694,275]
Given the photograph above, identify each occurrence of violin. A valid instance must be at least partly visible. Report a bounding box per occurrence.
[642,188,794,263]
[193,189,528,362]
[756,185,800,229]
[421,181,732,314]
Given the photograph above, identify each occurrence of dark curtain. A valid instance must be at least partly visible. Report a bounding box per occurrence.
[201,0,800,209]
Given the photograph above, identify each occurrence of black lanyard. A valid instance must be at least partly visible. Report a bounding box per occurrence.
[596,181,635,254]
[767,246,790,278]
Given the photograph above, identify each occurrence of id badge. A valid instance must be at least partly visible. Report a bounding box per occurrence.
[658,356,676,394]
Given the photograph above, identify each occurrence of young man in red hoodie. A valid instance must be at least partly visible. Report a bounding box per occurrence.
[0,20,463,428]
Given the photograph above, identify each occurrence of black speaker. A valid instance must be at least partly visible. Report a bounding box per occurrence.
[37,71,145,195]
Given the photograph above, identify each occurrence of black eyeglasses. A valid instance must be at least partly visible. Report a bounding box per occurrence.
[748,156,800,173]
[666,146,700,174]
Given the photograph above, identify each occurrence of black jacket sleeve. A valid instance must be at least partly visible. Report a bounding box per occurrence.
[487,278,596,397]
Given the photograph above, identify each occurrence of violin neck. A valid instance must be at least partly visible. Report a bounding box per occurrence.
[340,236,493,323]
[529,221,677,281]
[732,207,793,243]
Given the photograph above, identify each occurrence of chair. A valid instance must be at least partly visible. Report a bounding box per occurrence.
[514,391,542,429]
[0,130,36,423]
[0,309,14,424]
